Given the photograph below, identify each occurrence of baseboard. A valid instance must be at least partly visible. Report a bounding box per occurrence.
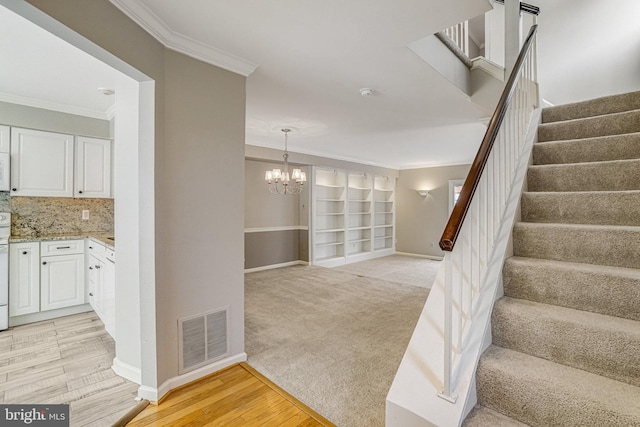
[8,304,92,327]
[112,357,142,385]
[137,352,248,402]
[395,251,443,261]
[244,260,308,273]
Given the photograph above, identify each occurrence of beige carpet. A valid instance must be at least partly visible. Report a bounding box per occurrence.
[334,254,440,289]
[245,257,436,427]
[466,90,640,425]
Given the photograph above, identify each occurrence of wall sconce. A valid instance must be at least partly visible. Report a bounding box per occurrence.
[417,189,430,198]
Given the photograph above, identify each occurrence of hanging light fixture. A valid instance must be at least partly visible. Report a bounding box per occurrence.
[265,128,307,195]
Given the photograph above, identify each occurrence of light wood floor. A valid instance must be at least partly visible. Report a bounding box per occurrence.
[0,311,139,426]
[128,363,335,427]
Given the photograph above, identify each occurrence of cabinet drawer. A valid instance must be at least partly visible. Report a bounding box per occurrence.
[40,240,84,256]
[86,241,106,258]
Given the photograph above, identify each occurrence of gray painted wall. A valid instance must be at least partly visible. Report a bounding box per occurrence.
[245,159,300,228]
[396,164,470,258]
[26,0,246,391]
[244,159,310,268]
[0,101,110,138]
[245,230,299,269]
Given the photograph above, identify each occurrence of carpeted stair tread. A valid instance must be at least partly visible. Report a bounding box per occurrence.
[542,90,640,123]
[476,345,640,427]
[503,257,640,321]
[513,222,640,269]
[521,191,640,226]
[527,159,640,192]
[492,297,640,387]
[538,109,640,142]
[533,132,640,165]
[463,405,528,427]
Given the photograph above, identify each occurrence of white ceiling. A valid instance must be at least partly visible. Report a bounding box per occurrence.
[2,0,638,170]
[0,6,118,120]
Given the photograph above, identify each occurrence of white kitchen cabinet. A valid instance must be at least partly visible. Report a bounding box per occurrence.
[10,127,74,197]
[0,125,10,153]
[75,136,111,198]
[87,240,115,338]
[9,242,40,316]
[41,253,85,312]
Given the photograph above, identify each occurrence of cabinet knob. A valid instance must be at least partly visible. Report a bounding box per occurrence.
[89,246,93,249]
[89,292,93,297]
[95,265,101,269]
[89,267,93,270]
[22,251,27,255]
[78,190,83,194]
[11,188,16,192]
[42,261,47,265]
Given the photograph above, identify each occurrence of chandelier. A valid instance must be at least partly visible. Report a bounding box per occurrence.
[265,128,307,195]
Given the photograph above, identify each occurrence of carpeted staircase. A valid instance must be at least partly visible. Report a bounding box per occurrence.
[464,91,640,426]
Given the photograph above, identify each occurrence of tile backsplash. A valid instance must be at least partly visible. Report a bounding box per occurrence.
[7,195,114,237]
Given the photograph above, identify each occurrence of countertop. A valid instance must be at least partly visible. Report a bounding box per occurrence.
[9,232,115,250]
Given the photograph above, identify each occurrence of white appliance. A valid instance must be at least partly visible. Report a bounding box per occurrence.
[0,212,9,330]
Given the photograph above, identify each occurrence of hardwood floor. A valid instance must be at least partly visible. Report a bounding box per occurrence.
[128,363,335,427]
[0,311,139,426]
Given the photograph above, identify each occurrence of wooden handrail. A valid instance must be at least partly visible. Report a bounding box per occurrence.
[439,25,538,252]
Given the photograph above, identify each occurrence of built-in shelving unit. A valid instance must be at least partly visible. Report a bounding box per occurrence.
[311,167,395,267]
[312,168,346,265]
[373,175,395,252]
[346,173,372,258]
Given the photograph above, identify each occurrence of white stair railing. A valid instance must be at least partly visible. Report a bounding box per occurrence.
[443,21,469,57]
[437,24,539,402]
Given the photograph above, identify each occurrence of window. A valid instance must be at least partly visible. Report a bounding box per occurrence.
[449,179,464,214]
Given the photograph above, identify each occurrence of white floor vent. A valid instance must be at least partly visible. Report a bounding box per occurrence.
[178,307,229,374]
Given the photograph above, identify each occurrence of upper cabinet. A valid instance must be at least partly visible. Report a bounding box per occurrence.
[75,137,111,198]
[11,127,74,197]
[10,127,112,198]
[0,125,10,153]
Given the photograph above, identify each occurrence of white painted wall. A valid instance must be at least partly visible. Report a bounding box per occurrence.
[484,2,505,67]
[536,0,640,104]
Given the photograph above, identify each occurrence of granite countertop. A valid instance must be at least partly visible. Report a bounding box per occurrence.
[10,232,115,250]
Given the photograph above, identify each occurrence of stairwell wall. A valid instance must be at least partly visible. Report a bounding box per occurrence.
[396,164,470,258]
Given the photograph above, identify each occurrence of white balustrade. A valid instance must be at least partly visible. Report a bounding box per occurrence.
[438,25,538,402]
[443,21,469,57]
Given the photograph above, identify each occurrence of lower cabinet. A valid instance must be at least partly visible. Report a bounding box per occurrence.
[9,240,85,317]
[9,242,40,317]
[87,240,115,338]
[41,253,85,311]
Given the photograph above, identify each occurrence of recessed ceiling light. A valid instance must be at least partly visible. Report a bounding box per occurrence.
[360,88,375,97]
[98,87,115,96]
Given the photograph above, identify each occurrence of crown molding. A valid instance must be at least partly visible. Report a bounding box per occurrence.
[109,0,258,77]
[105,103,117,120]
[0,92,110,120]
[245,141,401,171]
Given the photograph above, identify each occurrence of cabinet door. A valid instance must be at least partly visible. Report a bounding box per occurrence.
[10,128,74,197]
[40,254,85,312]
[0,125,9,153]
[103,257,116,338]
[9,242,40,316]
[88,254,105,316]
[75,137,111,198]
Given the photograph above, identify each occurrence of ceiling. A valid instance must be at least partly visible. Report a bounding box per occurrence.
[2,0,638,170]
[0,6,118,119]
